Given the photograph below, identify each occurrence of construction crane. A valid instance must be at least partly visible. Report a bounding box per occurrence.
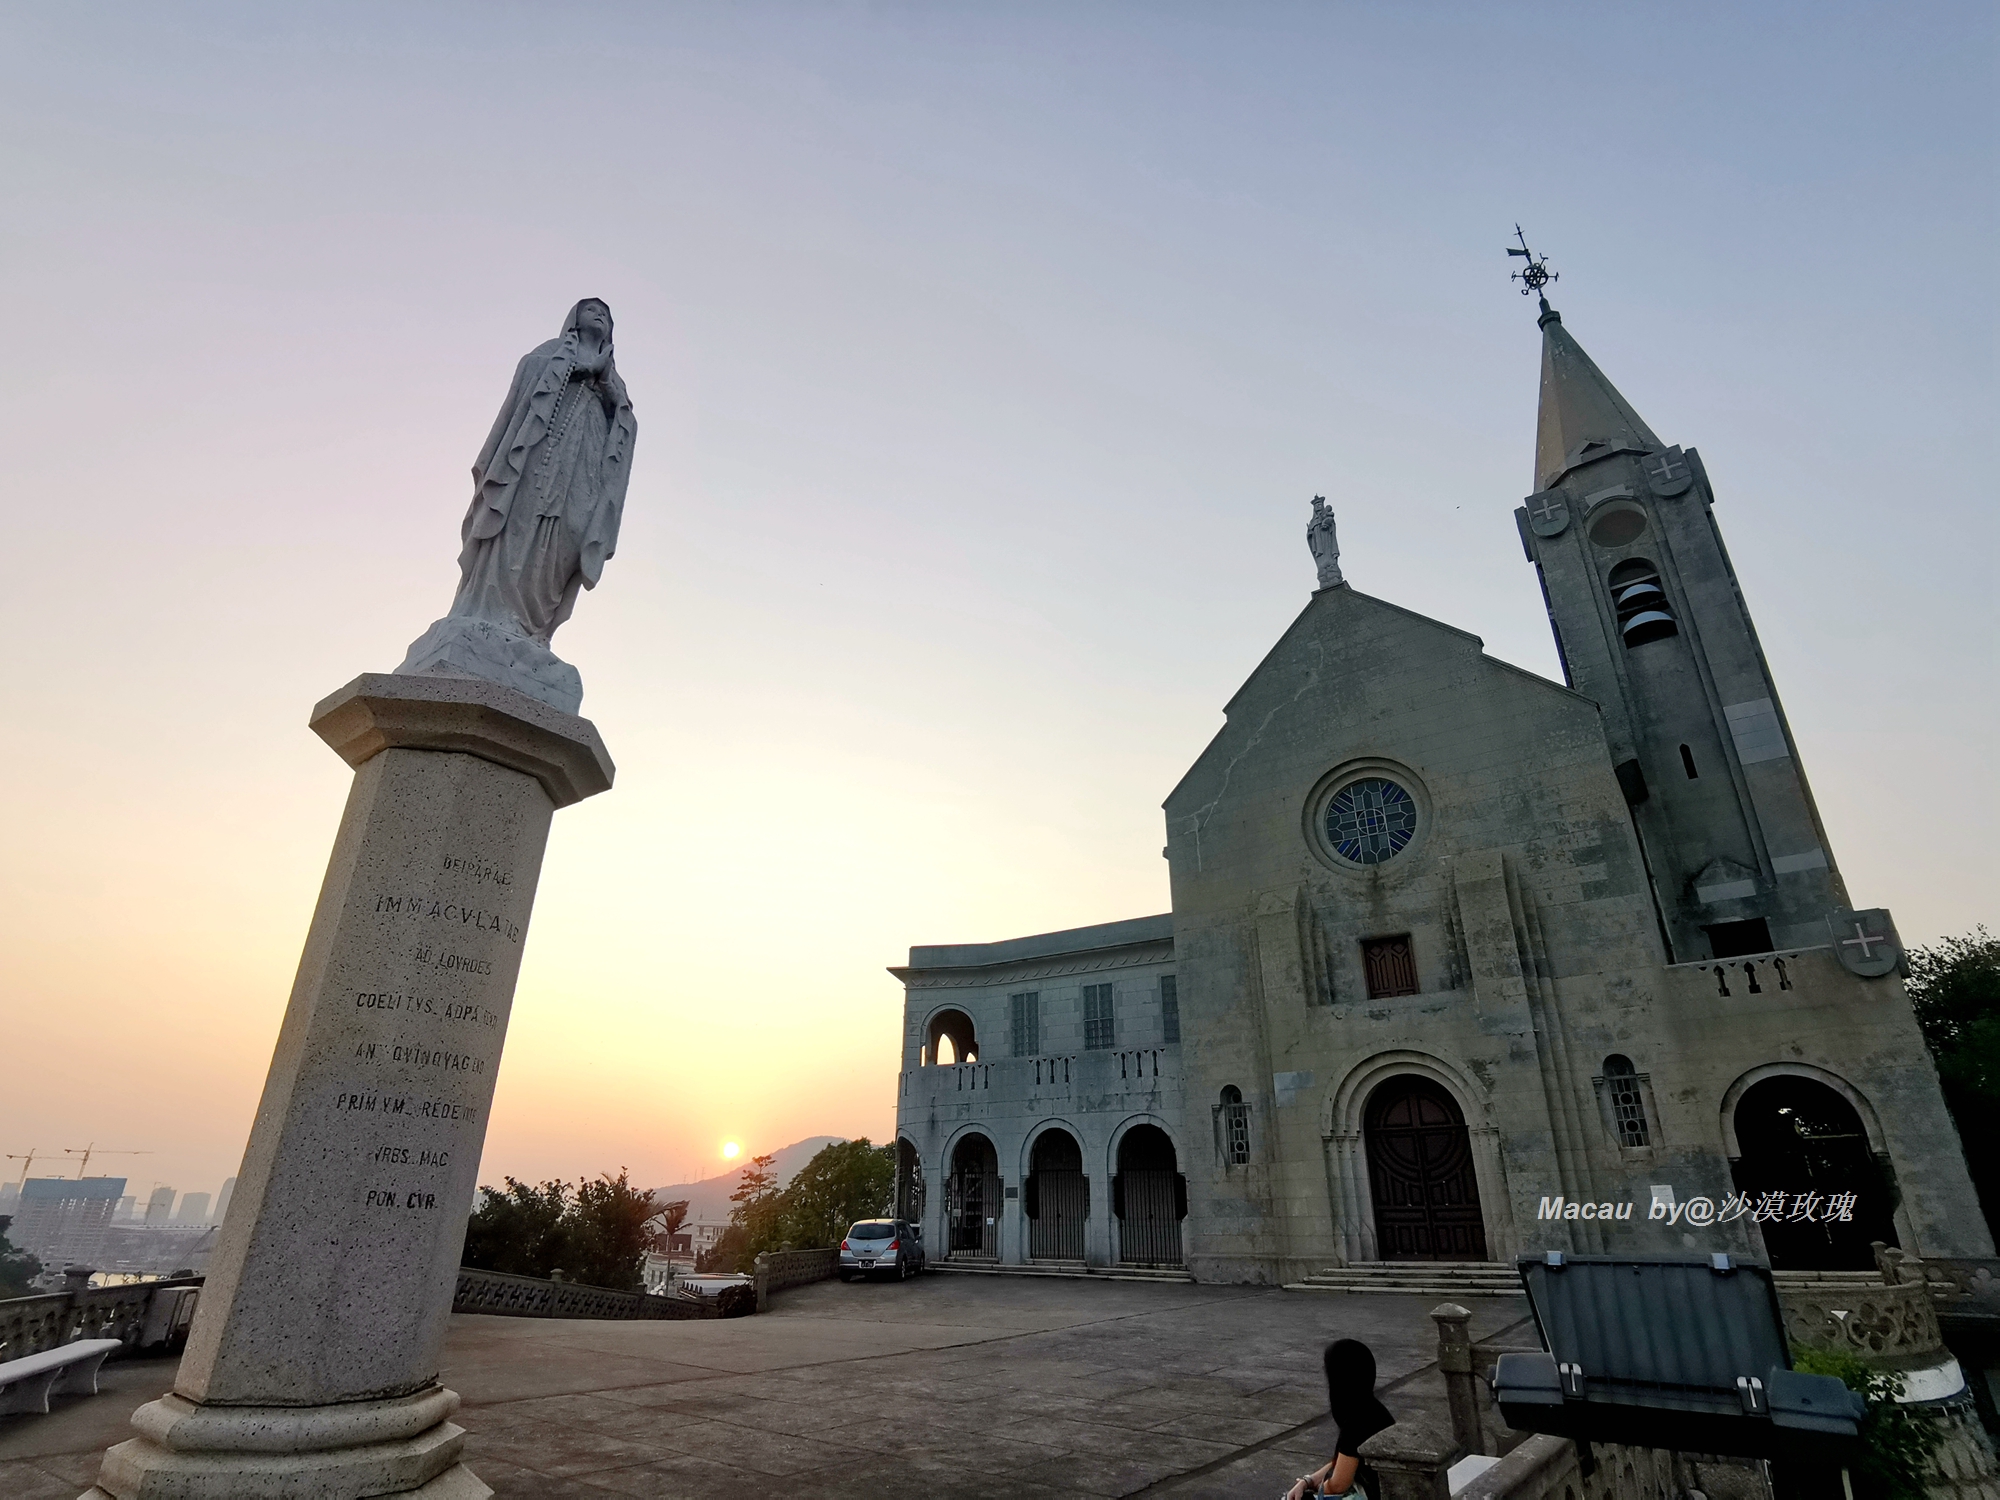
[6,1148,48,1193]
[62,1144,154,1179]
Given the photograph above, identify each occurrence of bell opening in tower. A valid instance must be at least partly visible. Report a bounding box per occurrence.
[1704,918,1773,960]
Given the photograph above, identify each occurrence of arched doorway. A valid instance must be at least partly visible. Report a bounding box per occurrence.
[946,1134,999,1258]
[1026,1129,1088,1261]
[1730,1076,1898,1270]
[895,1137,925,1223]
[1364,1076,1488,1261]
[1114,1125,1185,1266]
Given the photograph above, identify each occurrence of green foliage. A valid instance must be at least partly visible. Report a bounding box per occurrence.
[0,1215,44,1299]
[1792,1347,1942,1500]
[462,1177,572,1278]
[700,1140,897,1273]
[1906,926,2000,1232]
[567,1170,666,1291]
[782,1139,896,1249]
[461,1170,683,1291]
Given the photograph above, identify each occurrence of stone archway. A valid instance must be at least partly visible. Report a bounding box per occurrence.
[1363,1076,1488,1262]
[1026,1128,1088,1262]
[1114,1124,1185,1267]
[1730,1075,1899,1270]
[946,1133,999,1259]
[895,1136,925,1223]
[926,1008,978,1066]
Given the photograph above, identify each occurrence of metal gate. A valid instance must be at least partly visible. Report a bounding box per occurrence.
[947,1171,999,1256]
[1117,1170,1182,1265]
[1029,1170,1088,1260]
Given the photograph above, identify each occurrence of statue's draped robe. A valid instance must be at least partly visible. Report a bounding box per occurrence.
[451,303,636,643]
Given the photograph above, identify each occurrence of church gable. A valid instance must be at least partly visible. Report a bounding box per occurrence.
[1163,584,1634,917]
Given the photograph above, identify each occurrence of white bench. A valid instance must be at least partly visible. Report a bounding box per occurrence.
[0,1338,124,1415]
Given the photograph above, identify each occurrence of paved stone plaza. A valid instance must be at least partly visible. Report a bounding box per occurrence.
[1,1276,1529,1498]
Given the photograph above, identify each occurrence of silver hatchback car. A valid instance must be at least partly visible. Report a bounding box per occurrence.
[837,1218,925,1281]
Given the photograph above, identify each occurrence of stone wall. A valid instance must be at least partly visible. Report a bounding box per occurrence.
[0,1277,202,1361]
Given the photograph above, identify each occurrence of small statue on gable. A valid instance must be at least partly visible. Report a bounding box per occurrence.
[1307,496,1344,589]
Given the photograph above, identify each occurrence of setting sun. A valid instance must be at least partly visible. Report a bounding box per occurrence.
[721,1142,740,1160]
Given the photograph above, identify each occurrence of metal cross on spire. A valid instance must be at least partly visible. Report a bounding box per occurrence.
[1507,225,1558,305]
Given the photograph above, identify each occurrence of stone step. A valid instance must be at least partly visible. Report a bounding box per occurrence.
[1287,1262,1524,1298]
[931,1260,1194,1283]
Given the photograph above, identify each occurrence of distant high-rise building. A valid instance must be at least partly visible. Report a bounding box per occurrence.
[114,1195,137,1222]
[144,1186,177,1225]
[214,1176,238,1226]
[175,1192,212,1225]
[11,1178,127,1269]
[0,1181,19,1217]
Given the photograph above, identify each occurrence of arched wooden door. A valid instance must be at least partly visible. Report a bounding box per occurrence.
[1115,1125,1185,1266]
[1026,1129,1088,1261]
[1730,1076,1898,1270]
[946,1134,999,1258]
[1364,1077,1488,1261]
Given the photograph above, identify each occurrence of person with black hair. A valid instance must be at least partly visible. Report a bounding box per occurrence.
[1285,1338,1394,1499]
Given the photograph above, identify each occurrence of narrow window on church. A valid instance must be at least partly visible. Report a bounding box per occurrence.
[1009,992,1040,1057]
[1603,1055,1651,1148]
[1083,983,1116,1050]
[1680,744,1699,779]
[1160,975,1180,1044]
[1608,558,1678,647]
[1361,935,1419,998]
[1219,1085,1251,1165]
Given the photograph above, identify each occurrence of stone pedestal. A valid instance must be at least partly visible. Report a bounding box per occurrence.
[85,673,612,1500]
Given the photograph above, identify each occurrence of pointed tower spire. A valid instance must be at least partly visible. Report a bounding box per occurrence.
[1534,303,1661,491]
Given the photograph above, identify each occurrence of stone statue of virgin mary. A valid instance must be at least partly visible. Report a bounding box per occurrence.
[397,298,637,713]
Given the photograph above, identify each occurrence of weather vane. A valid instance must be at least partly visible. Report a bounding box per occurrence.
[1507,225,1558,302]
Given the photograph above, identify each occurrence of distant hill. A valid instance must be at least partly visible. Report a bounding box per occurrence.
[647,1136,845,1224]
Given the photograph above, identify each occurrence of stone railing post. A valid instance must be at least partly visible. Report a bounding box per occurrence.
[1431,1301,1485,1457]
[1358,1414,1463,1500]
[753,1253,770,1313]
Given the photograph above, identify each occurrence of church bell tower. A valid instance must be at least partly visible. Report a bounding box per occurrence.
[1513,296,1849,962]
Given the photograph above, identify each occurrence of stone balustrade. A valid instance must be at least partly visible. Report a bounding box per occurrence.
[1780,1275,1945,1369]
[0,1277,202,1362]
[752,1248,839,1310]
[451,1266,730,1320]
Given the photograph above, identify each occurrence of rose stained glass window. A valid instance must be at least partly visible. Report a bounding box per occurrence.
[1325,778,1417,865]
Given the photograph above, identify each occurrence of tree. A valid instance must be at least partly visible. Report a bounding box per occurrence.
[563,1170,661,1290]
[0,1216,43,1299]
[650,1198,689,1254]
[783,1139,895,1248]
[461,1178,572,1279]
[699,1141,896,1272]
[1907,926,2000,1237]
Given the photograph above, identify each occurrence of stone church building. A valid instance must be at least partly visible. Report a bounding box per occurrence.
[890,297,1990,1285]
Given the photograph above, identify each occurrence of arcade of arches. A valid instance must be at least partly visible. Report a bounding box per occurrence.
[926,1126,1190,1266]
